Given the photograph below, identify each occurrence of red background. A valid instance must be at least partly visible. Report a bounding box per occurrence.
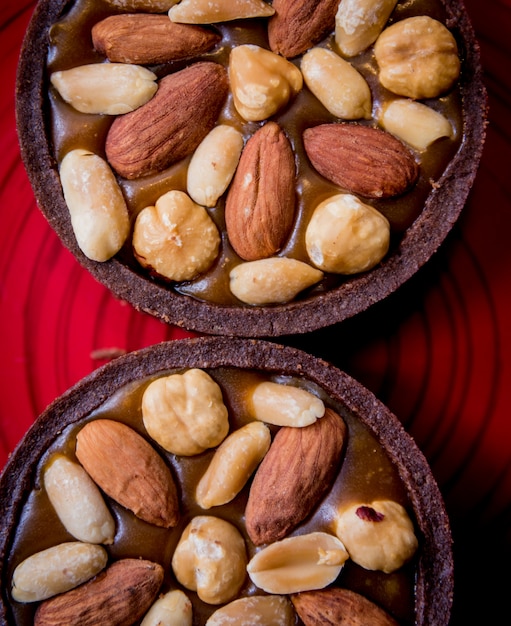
[1,1,510,622]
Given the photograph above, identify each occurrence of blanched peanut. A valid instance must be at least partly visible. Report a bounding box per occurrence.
[59,149,130,262]
[44,454,115,544]
[50,63,157,114]
[196,421,271,509]
[206,595,295,625]
[229,258,323,305]
[374,16,460,99]
[133,190,220,282]
[169,0,274,24]
[380,99,454,151]
[11,542,107,603]
[334,500,418,573]
[142,368,229,456]
[305,193,390,274]
[301,47,371,120]
[229,44,303,122]
[247,532,349,594]
[171,516,247,605]
[187,125,244,207]
[141,589,193,626]
[335,0,398,57]
[250,380,325,427]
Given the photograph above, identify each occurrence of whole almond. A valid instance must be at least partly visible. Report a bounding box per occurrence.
[268,0,339,58]
[225,122,296,261]
[291,587,400,626]
[75,419,180,528]
[303,123,420,198]
[92,14,221,65]
[245,407,347,545]
[105,62,228,179]
[34,559,163,626]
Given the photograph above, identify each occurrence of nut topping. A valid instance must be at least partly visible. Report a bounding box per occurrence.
[301,47,372,120]
[92,14,221,65]
[335,0,398,57]
[50,63,157,114]
[225,122,296,261]
[374,16,461,99]
[171,516,247,605]
[305,193,390,274]
[229,258,323,305]
[229,45,303,122]
[34,559,163,626]
[105,62,228,179]
[142,368,229,456]
[268,0,340,58]
[247,532,349,594]
[169,0,275,23]
[245,407,346,545]
[133,190,221,282]
[11,543,108,603]
[59,149,130,262]
[292,587,400,626]
[206,596,295,625]
[75,419,180,528]
[303,123,420,199]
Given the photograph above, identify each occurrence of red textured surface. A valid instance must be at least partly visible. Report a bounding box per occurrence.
[1,1,510,623]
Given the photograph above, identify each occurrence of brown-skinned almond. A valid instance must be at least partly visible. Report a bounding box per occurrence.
[75,419,179,528]
[34,559,163,626]
[105,62,228,179]
[225,121,296,261]
[303,123,420,199]
[92,14,221,65]
[245,407,347,545]
[291,587,400,626]
[268,0,339,58]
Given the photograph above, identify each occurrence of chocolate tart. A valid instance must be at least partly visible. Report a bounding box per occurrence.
[0,337,453,625]
[15,0,487,337]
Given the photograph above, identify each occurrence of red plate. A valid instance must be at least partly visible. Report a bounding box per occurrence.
[1,0,510,623]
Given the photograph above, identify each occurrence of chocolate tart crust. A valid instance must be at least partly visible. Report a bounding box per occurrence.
[0,337,453,625]
[15,0,487,337]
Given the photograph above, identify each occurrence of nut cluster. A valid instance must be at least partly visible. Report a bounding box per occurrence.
[10,368,418,624]
[50,0,461,307]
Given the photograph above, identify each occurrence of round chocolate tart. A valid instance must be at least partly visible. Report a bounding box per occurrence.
[0,338,452,625]
[15,0,486,337]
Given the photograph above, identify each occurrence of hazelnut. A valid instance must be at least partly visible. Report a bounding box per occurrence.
[305,193,390,274]
[374,16,460,99]
[171,516,247,605]
[142,368,229,456]
[334,500,418,573]
[132,190,220,282]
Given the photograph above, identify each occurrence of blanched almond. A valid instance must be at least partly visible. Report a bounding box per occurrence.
[250,381,325,427]
[44,454,115,545]
[301,47,372,120]
[12,542,107,603]
[59,149,130,262]
[335,0,398,57]
[196,421,271,509]
[50,63,157,114]
[187,124,244,208]
[380,99,454,150]
[141,589,193,626]
[229,258,323,305]
[247,532,349,594]
[169,0,274,23]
